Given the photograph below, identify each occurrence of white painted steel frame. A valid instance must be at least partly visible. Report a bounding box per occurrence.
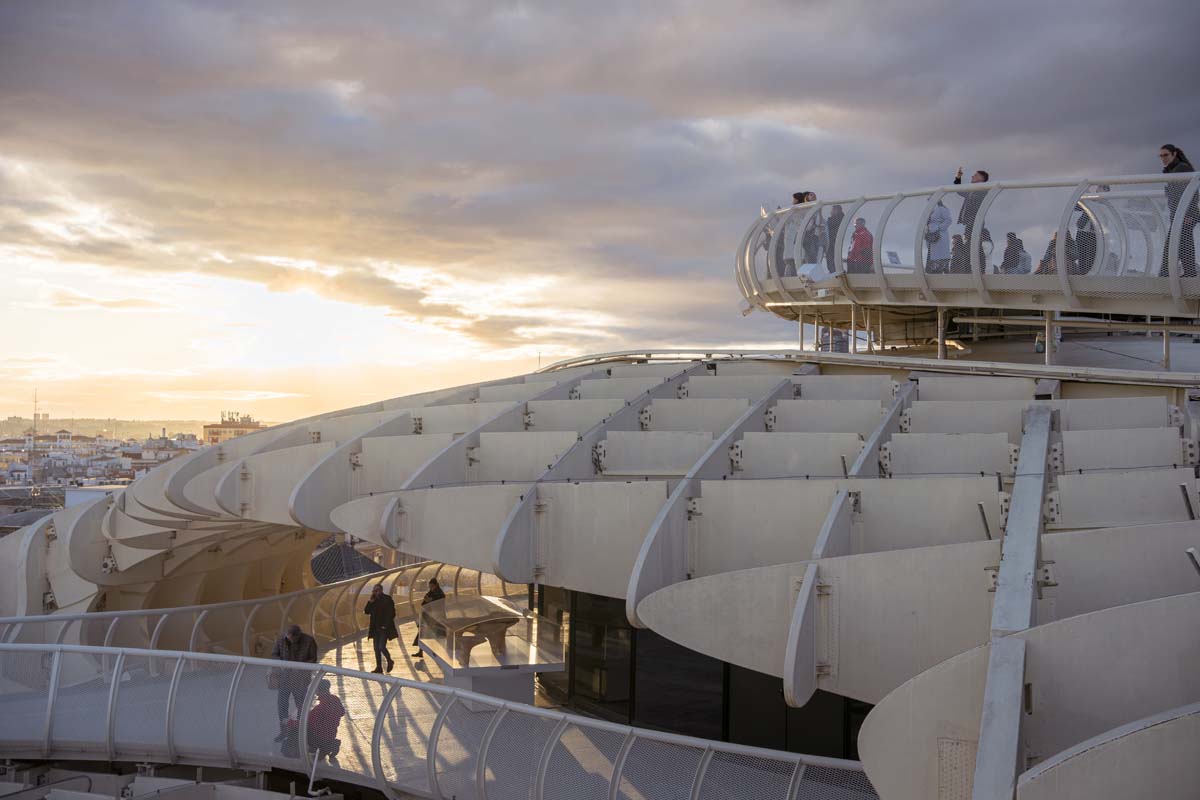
[0,642,869,800]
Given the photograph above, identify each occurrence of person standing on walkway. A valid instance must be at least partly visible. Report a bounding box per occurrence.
[270,623,318,740]
[925,199,953,273]
[1158,144,1197,278]
[412,577,446,659]
[364,583,397,673]
[825,204,845,273]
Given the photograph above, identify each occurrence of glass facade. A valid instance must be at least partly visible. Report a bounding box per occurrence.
[536,587,872,759]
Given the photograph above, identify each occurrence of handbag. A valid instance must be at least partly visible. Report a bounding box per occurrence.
[924,228,940,245]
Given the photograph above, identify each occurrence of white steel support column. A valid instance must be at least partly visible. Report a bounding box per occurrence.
[1044,314,1054,366]
[1164,324,1172,370]
[937,307,946,360]
[972,406,1053,800]
[850,304,858,354]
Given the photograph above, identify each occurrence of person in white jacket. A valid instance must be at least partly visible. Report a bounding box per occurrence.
[925,199,954,273]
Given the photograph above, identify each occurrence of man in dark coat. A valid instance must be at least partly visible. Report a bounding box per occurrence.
[412,577,446,659]
[364,583,397,673]
[1158,144,1197,278]
[270,623,318,739]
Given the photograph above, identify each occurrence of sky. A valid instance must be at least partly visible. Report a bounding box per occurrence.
[2,0,1198,420]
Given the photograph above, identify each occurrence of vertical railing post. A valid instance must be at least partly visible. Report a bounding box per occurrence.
[188,609,210,653]
[164,657,185,763]
[474,707,509,800]
[41,649,62,758]
[688,746,715,800]
[104,651,126,761]
[242,603,261,656]
[223,662,246,767]
[370,682,404,800]
[606,731,637,800]
[1166,176,1200,314]
[786,762,809,800]
[297,668,323,775]
[426,694,458,800]
[534,719,569,800]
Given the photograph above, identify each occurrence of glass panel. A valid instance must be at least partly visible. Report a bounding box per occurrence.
[632,630,722,740]
[570,593,631,721]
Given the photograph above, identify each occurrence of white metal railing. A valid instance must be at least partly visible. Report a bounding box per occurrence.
[0,560,520,657]
[738,173,1200,317]
[0,643,876,800]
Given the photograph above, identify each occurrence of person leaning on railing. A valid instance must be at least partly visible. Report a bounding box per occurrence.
[1158,144,1197,278]
[270,623,318,741]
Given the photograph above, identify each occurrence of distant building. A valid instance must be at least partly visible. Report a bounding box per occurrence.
[202,411,265,445]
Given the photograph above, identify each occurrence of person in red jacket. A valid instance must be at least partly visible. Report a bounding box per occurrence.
[307,679,346,764]
[845,218,874,273]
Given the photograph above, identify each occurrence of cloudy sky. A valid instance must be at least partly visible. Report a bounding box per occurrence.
[2,1,1197,420]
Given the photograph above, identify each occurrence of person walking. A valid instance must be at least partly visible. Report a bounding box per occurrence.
[270,624,318,741]
[411,577,446,659]
[925,199,953,273]
[364,583,398,674]
[1158,144,1197,278]
[997,232,1028,274]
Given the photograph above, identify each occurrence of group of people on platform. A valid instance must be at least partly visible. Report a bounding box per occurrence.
[265,576,447,764]
[773,143,1196,279]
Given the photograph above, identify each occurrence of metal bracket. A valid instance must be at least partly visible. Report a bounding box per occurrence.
[310,431,321,444]
[985,565,1000,592]
[466,446,480,466]
[592,442,607,474]
[999,493,1012,527]
[411,416,423,434]
[1042,491,1060,525]
[687,497,703,520]
[764,407,777,432]
[523,410,535,429]
[879,443,892,476]
[568,386,581,400]
[728,442,744,472]
[1184,439,1198,466]
[676,384,689,399]
[638,407,652,430]
[349,452,363,468]
[899,409,912,433]
[1046,443,1062,473]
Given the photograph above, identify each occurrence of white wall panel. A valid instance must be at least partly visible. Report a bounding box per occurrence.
[1042,396,1172,430]
[772,399,885,434]
[415,402,515,435]
[576,378,661,400]
[1053,467,1195,529]
[856,477,1004,553]
[526,399,625,432]
[1059,427,1183,471]
[684,375,786,399]
[884,433,1013,477]
[793,375,896,401]
[695,479,840,574]
[477,381,557,402]
[600,431,713,476]
[738,432,864,479]
[359,434,456,495]
[540,480,669,598]
[918,376,1035,401]
[611,363,692,378]
[647,399,750,432]
[477,431,579,482]
[906,400,1026,442]
[237,442,337,525]
[394,484,526,572]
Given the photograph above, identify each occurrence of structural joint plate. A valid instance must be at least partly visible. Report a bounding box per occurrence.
[638,407,652,430]
[764,407,777,432]
[1043,490,1061,525]
[1048,443,1063,473]
[728,442,744,472]
[999,492,1012,527]
[899,409,912,432]
[879,442,893,477]
[591,442,607,474]
[1183,438,1197,465]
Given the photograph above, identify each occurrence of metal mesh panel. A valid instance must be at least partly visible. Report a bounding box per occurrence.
[0,650,51,748]
[172,658,238,760]
[49,652,110,750]
[795,764,878,800]
[316,671,390,777]
[842,200,888,277]
[616,737,705,800]
[879,196,927,274]
[434,698,500,800]
[483,710,559,800]
[202,606,250,655]
[543,724,627,800]
[377,684,445,796]
[698,751,795,800]
[231,661,311,769]
[311,589,340,644]
[112,653,175,758]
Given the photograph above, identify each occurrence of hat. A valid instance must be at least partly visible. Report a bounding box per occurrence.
[287,624,302,636]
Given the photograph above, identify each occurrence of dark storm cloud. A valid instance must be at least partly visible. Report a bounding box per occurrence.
[1,0,1197,349]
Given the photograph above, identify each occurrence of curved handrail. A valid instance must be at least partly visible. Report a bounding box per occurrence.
[737,172,1200,318]
[0,642,875,800]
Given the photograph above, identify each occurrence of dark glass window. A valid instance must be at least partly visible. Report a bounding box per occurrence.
[569,592,631,721]
[632,630,723,739]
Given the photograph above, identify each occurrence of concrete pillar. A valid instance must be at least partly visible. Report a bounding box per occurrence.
[937,307,946,360]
